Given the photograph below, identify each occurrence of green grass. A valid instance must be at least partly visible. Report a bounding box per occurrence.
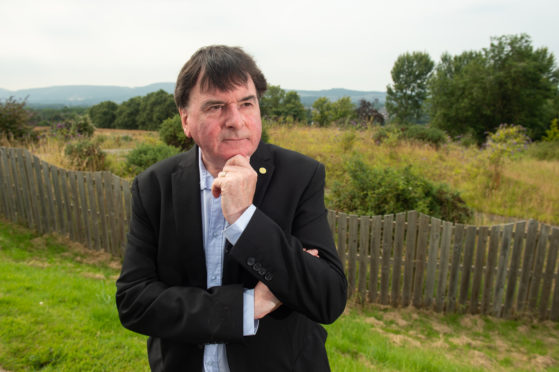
[2,219,559,371]
[0,220,149,371]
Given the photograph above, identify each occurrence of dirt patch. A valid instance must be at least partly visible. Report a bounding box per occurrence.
[387,333,422,348]
[81,272,106,280]
[460,314,484,332]
[26,259,50,268]
[379,310,409,327]
[469,350,494,370]
[365,316,384,328]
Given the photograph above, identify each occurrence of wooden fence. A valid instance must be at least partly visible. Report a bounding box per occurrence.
[0,147,131,257]
[1,147,559,320]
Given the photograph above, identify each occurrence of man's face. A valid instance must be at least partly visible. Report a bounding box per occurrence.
[180,76,262,174]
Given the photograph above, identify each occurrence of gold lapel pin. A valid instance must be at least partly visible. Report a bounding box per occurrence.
[259,167,267,175]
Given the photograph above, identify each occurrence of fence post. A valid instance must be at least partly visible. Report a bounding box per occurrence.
[402,211,418,307]
[368,215,382,303]
[380,214,394,305]
[494,224,514,317]
[391,212,406,308]
[425,217,441,308]
[358,216,370,301]
[471,226,489,314]
[412,214,429,308]
[436,221,452,312]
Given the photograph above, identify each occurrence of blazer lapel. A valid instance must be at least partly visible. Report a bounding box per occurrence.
[171,146,207,288]
[250,142,275,208]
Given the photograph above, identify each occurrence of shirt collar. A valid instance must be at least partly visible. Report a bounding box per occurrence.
[198,150,214,191]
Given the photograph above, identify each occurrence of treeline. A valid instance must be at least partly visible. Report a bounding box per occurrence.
[85,86,384,131]
[385,34,559,142]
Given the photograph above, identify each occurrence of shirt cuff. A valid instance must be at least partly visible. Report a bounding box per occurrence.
[243,288,259,336]
[224,204,256,245]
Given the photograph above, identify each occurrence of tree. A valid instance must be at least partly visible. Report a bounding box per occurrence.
[429,34,559,142]
[0,97,36,141]
[281,91,306,122]
[356,99,384,125]
[159,114,194,150]
[386,51,434,124]
[113,96,142,129]
[137,90,177,131]
[311,97,333,127]
[330,97,356,124]
[88,101,118,128]
[259,85,306,122]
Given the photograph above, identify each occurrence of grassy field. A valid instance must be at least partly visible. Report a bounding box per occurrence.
[1,218,559,371]
[14,125,558,225]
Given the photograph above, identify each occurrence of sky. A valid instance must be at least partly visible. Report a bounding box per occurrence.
[1,0,558,92]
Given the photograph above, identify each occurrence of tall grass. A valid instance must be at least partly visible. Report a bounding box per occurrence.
[267,124,559,225]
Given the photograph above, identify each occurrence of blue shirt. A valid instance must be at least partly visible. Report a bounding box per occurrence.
[199,151,258,372]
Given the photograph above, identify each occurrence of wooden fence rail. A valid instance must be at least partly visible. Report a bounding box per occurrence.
[2,147,559,320]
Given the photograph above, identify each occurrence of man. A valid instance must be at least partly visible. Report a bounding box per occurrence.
[116,45,347,372]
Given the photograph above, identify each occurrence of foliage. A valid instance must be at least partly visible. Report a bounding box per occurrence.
[88,100,118,128]
[372,124,448,148]
[525,140,559,161]
[543,118,559,141]
[311,96,356,127]
[136,90,177,131]
[483,124,531,189]
[429,34,559,142]
[356,99,384,125]
[386,51,434,124]
[125,143,180,175]
[30,106,88,127]
[64,139,106,171]
[260,85,307,122]
[399,125,448,148]
[113,96,142,129]
[311,97,333,127]
[0,96,37,142]
[159,114,194,151]
[50,115,95,140]
[330,156,471,222]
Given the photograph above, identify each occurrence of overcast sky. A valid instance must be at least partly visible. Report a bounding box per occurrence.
[1,0,558,92]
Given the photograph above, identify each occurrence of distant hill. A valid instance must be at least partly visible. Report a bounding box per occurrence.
[0,84,386,107]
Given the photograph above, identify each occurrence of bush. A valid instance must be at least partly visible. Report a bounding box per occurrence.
[0,97,37,142]
[372,125,401,145]
[483,124,531,189]
[543,118,559,142]
[525,141,559,161]
[64,139,106,171]
[330,156,471,223]
[159,115,194,151]
[50,115,95,140]
[400,125,448,147]
[126,143,180,175]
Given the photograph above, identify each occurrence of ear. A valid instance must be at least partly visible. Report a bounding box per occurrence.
[179,108,192,138]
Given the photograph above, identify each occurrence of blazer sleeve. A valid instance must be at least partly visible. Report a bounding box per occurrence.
[115,177,244,345]
[229,162,348,324]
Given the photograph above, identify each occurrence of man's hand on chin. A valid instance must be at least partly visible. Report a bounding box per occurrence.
[211,154,257,224]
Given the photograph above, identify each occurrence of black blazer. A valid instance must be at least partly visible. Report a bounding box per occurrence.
[116,143,347,371]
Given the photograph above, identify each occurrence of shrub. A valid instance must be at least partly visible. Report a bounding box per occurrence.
[525,141,559,161]
[372,125,402,145]
[0,97,37,142]
[483,124,531,189]
[543,118,559,142]
[64,139,106,171]
[50,115,95,140]
[126,143,180,175]
[400,125,448,147]
[330,156,471,223]
[159,115,194,151]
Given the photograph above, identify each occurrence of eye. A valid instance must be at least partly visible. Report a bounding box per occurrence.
[207,105,223,113]
[241,101,253,108]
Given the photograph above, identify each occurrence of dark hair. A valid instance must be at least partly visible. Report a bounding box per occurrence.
[174,45,268,110]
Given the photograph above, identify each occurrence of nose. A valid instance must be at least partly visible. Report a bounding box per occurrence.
[224,104,244,129]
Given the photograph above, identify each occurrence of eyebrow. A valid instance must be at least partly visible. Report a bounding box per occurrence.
[201,95,257,110]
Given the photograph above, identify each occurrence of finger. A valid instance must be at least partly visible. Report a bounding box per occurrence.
[224,154,251,168]
[303,248,319,258]
[211,178,222,198]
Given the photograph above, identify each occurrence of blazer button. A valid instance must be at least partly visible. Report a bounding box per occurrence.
[253,262,262,271]
[258,268,266,275]
[247,257,255,266]
[265,272,273,281]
